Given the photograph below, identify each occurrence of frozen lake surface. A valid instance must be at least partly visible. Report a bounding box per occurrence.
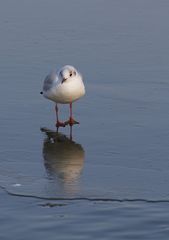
[1,0,169,239]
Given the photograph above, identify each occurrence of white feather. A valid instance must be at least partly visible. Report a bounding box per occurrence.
[42,65,85,104]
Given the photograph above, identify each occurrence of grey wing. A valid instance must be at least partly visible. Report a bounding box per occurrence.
[43,71,58,92]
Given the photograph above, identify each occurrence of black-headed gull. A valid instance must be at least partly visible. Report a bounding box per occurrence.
[41,65,85,127]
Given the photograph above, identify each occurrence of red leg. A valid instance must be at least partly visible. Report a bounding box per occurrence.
[64,103,79,126]
[70,102,73,119]
[55,104,65,128]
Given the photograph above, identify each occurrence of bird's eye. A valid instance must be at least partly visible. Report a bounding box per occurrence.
[70,72,72,77]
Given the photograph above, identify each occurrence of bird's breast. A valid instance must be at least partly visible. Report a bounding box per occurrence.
[44,78,85,104]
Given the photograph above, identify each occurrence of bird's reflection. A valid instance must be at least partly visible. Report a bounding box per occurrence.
[41,127,85,195]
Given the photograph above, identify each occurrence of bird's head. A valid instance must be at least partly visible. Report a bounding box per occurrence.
[59,65,77,84]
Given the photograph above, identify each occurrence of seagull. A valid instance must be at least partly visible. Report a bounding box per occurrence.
[41,65,85,127]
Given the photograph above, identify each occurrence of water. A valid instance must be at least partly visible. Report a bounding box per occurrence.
[1,0,169,239]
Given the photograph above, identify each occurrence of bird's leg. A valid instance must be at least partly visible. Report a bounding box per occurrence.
[64,103,79,126]
[55,104,65,128]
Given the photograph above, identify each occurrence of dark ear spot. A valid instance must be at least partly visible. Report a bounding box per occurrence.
[74,71,76,76]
